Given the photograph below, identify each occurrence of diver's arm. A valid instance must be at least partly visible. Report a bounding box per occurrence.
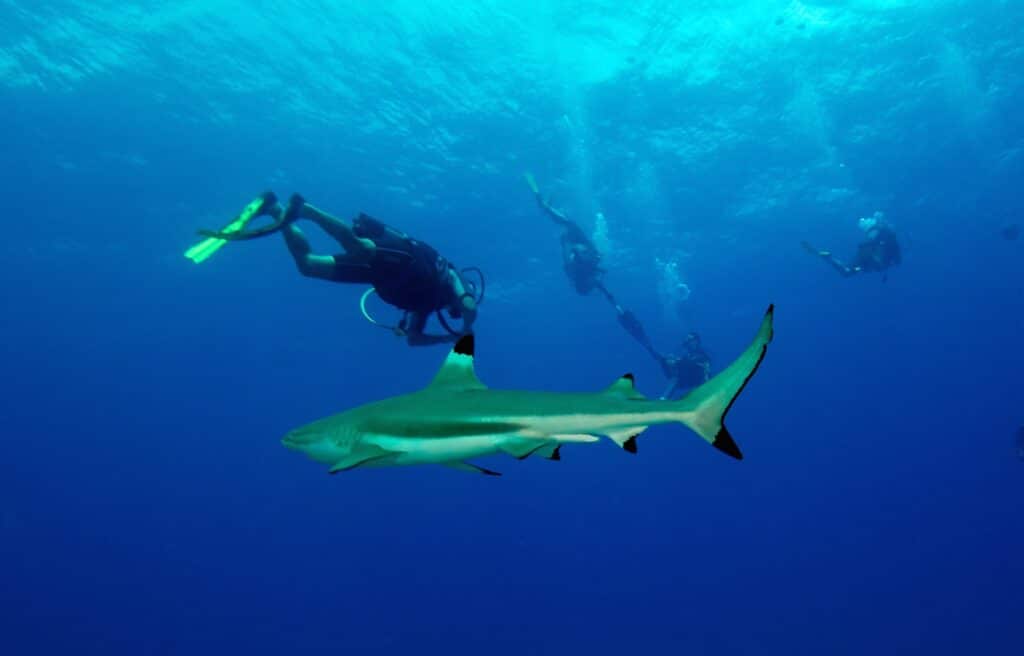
[660,378,679,401]
[281,224,343,280]
[449,270,478,334]
[403,312,458,347]
[443,267,478,334]
[406,332,457,347]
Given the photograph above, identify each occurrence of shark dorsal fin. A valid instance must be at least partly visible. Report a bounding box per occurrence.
[427,335,486,390]
[604,373,646,399]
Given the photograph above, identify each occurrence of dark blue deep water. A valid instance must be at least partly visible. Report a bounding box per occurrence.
[1,2,1022,654]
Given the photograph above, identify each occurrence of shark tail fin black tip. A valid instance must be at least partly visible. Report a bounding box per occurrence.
[676,305,773,460]
[712,428,743,460]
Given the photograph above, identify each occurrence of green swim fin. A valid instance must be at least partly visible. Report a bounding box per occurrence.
[185,193,274,264]
[523,171,539,195]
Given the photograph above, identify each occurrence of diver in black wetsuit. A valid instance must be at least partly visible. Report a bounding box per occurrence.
[614,301,712,399]
[525,173,608,297]
[803,212,902,280]
[658,332,711,400]
[213,192,477,347]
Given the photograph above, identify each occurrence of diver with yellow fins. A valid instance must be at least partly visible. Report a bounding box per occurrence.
[186,192,482,347]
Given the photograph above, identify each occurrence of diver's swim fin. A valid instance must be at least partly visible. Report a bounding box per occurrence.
[524,171,539,194]
[800,241,832,258]
[185,192,277,263]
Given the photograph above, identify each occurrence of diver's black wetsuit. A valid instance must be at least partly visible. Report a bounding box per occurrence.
[561,223,604,295]
[660,350,711,399]
[850,225,902,274]
[327,214,456,316]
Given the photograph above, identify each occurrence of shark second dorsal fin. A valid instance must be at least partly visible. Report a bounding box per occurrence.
[428,335,487,391]
[604,373,646,400]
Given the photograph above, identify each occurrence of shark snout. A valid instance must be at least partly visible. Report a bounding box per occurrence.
[281,430,305,450]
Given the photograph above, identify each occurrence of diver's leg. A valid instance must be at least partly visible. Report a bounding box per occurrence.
[816,250,856,277]
[256,191,284,219]
[828,256,857,277]
[803,242,854,277]
[287,194,375,260]
[280,224,342,280]
[594,282,616,305]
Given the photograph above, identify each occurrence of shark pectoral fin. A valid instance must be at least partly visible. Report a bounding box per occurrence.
[603,373,647,400]
[605,427,650,454]
[445,462,502,476]
[328,446,395,474]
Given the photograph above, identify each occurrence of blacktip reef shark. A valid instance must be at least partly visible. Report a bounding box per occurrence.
[283,305,775,476]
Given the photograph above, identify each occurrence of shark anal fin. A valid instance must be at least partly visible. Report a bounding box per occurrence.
[328,446,394,474]
[445,462,502,476]
[537,444,561,461]
[606,427,648,451]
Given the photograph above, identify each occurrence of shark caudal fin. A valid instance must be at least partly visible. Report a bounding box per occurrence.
[674,305,774,460]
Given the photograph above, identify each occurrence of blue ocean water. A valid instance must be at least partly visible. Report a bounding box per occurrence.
[1,1,1022,653]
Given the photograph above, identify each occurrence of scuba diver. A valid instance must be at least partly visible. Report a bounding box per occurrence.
[525,173,607,297]
[1016,426,1024,462]
[188,191,480,347]
[612,296,712,400]
[802,211,902,280]
[657,332,711,400]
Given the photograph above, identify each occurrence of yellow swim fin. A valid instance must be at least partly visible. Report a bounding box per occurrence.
[523,171,539,195]
[184,194,272,264]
